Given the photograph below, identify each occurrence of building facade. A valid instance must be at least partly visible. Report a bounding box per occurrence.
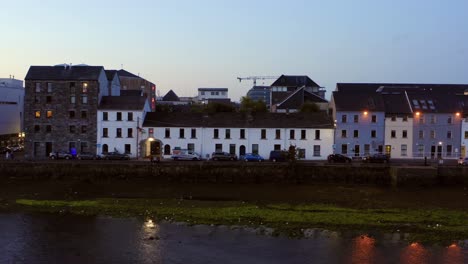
[197,88,228,104]
[24,65,109,158]
[117,69,156,111]
[0,77,24,146]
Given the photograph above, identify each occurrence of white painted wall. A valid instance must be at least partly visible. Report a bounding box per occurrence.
[0,78,24,135]
[384,117,413,159]
[146,126,334,160]
[462,117,468,157]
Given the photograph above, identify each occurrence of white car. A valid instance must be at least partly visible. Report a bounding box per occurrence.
[457,157,468,166]
[171,152,201,161]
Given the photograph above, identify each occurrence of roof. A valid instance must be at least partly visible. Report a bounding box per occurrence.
[381,93,412,115]
[162,90,180,101]
[25,65,104,80]
[117,69,140,78]
[99,96,147,110]
[198,88,228,92]
[337,83,468,93]
[105,70,118,81]
[143,112,334,129]
[332,91,385,112]
[271,75,320,88]
[277,87,328,109]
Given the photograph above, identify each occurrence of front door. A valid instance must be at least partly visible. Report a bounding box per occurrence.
[354,145,360,157]
[385,145,391,157]
[437,145,442,158]
[150,140,161,157]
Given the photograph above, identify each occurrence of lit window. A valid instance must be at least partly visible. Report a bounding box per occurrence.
[82,83,88,93]
[35,111,41,118]
[46,110,52,118]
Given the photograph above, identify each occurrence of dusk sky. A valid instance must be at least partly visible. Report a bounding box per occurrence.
[1,0,468,101]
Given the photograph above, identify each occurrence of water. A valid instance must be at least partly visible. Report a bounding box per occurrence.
[0,213,466,264]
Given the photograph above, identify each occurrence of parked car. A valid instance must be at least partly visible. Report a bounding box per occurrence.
[363,153,390,163]
[327,154,352,163]
[49,151,72,160]
[77,152,101,160]
[269,150,289,162]
[10,144,24,152]
[211,151,237,161]
[458,157,468,166]
[241,153,264,162]
[171,151,201,161]
[0,146,11,154]
[102,152,130,160]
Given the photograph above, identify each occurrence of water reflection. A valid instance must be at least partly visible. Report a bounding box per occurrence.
[350,235,376,264]
[400,243,430,264]
[442,244,464,264]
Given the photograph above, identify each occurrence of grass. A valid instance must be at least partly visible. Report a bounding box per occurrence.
[14,198,468,244]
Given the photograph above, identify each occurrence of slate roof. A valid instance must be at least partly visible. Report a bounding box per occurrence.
[337,83,468,93]
[99,96,147,110]
[117,69,140,78]
[332,91,386,112]
[271,75,320,88]
[162,90,180,101]
[198,88,228,92]
[143,112,334,129]
[381,93,412,115]
[25,65,104,80]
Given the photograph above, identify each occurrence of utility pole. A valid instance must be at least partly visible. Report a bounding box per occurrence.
[136,116,139,160]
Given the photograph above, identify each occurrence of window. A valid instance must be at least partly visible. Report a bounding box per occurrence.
[225,129,231,139]
[46,96,52,103]
[275,129,281,139]
[103,112,108,121]
[364,144,370,156]
[164,145,171,155]
[70,96,76,104]
[371,115,377,123]
[35,111,41,118]
[103,128,108,137]
[261,129,266,139]
[353,130,359,138]
[69,111,75,118]
[341,114,347,123]
[446,145,452,157]
[81,95,87,104]
[417,145,424,157]
[125,144,131,154]
[46,111,52,118]
[353,115,359,123]
[69,125,76,133]
[403,116,408,122]
[402,130,408,138]
[35,83,41,93]
[391,116,396,121]
[465,131,468,139]
[82,83,88,93]
[430,115,436,124]
[116,128,122,138]
[229,144,236,155]
[240,129,245,139]
[191,129,196,139]
[371,130,376,138]
[215,144,222,152]
[341,130,347,138]
[313,145,320,157]
[81,125,87,133]
[301,130,306,140]
[80,142,88,153]
[447,116,452,124]
[81,111,87,119]
[149,128,154,136]
[341,144,348,154]
[70,82,75,94]
[214,129,219,139]
[102,144,109,153]
[47,83,53,93]
[165,128,170,138]
[418,130,424,139]
[34,125,40,132]
[447,131,452,139]
[127,112,133,121]
[128,128,133,138]
[34,95,40,103]
[274,144,281,151]
[46,125,52,133]
[419,116,424,124]
[430,130,435,139]
[289,130,295,140]
[179,128,185,138]
[188,143,195,152]
[391,130,396,138]
[116,112,122,121]
[252,144,259,154]
[401,144,407,156]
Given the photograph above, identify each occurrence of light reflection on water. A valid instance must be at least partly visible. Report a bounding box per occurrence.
[0,213,466,264]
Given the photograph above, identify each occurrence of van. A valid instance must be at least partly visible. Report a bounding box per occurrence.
[269,150,288,162]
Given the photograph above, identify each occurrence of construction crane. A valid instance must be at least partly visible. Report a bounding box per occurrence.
[237,76,279,86]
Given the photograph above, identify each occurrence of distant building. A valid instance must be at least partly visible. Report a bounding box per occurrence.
[117,69,156,111]
[24,65,110,158]
[197,88,228,104]
[0,77,24,146]
[246,86,271,105]
[270,75,328,113]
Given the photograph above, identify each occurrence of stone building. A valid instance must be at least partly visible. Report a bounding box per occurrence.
[24,65,110,158]
[0,77,24,146]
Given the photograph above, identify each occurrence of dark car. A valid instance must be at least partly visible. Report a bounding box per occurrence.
[102,152,130,160]
[0,146,11,154]
[458,157,468,166]
[269,150,289,162]
[241,153,264,162]
[49,151,72,160]
[77,152,101,160]
[363,153,390,163]
[327,154,352,163]
[211,151,237,161]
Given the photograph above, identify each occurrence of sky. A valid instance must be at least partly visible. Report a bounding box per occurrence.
[1,0,468,101]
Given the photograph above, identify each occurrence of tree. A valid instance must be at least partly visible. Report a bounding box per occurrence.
[299,102,320,113]
[240,96,267,113]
